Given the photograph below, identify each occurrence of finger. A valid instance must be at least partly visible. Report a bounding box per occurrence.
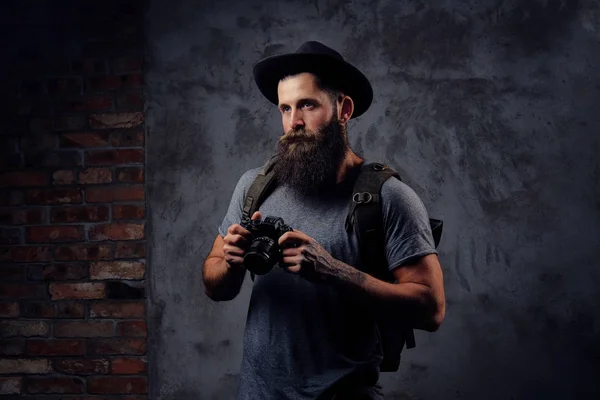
[225,234,249,247]
[228,224,251,238]
[225,255,245,266]
[223,245,245,257]
[278,231,308,247]
[251,211,262,221]
[281,248,301,257]
[282,265,301,274]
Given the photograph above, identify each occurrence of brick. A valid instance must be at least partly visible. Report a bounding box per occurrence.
[26,188,82,205]
[51,206,109,223]
[117,321,147,338]
[25,376,85,394]
[56,302,85,318]
[116,90,144,110]
[26,150,82,168]
[112,56,143,73]
[79,167,112,184]
[0,190,24,206]
[112,204,145,219]
[116,167,144,183]
[0,264,24,280]
[111,129,144,146]
[90,112,144,129]
[0,227,21,244]
[54,115,87,131]
[0,283,46,299]
[90,301,145,318]
[88,376,146,394]
[27,225,84,243]
[57,93,112,112]
[0,171,48,187]
[55,243,113,261]
[26,339,85,356]
[22,302,55,318]
[87,339,146,355]
[0,377,21,395]
[50,283,105,300]
[28,263,87,281]
[0,302,19,317]
[0,339,24,355]
[86,149,144,165]
[0,208,43,225]
[90,223,144,241]
[0,246,50,262]
[47,77,82,96]
[111,357,147,374]
[60,132,109,147]
[54,320,113,338]
[87,186,144,203]
[90,261,145,280]
[0,321,50,337]
[115,242,146,258]
[0,359,51,374]
[87,73,143,92]
[53,170,75,185]
[54,358,109,375]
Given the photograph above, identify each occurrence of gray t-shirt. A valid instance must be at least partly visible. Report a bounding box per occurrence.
[218,163,438,400]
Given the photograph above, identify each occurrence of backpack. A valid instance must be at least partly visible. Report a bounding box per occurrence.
[241,156,443,372]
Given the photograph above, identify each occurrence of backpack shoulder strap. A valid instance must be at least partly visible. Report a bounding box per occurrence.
[242,155,278,220]
[346,162,417,371]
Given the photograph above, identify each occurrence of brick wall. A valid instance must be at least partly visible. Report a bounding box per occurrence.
[0,2,148,398]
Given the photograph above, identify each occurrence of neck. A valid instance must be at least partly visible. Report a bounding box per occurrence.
[336,150,363,183]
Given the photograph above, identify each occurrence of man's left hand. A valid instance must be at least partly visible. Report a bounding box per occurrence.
[278,230,335,281]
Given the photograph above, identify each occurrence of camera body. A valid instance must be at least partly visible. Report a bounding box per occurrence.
[240,215,293,275]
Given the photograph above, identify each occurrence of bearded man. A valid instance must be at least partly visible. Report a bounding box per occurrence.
[203,41,446,400]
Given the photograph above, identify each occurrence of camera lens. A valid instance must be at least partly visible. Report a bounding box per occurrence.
[244,236,279,275]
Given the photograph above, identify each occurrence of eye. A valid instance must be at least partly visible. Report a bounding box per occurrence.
[281,105,291,113]
[301,102,314,109]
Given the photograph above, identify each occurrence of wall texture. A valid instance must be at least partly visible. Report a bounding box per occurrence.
[145,0,600,399]
[0,1,148,398]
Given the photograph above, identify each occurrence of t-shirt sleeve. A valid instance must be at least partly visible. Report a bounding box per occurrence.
[381,178,438,271]
[217,168,261,238]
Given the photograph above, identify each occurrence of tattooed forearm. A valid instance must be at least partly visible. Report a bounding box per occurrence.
[303,243,367,288]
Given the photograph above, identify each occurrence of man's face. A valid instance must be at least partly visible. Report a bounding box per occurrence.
[272,73,349,196]
[277,72,336,134]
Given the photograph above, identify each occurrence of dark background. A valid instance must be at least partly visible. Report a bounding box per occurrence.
[1,0,599,399]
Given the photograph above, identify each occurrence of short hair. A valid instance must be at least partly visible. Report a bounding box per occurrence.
[281,72,342,106]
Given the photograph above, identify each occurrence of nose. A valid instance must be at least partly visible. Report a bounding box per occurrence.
[290,109,304,130]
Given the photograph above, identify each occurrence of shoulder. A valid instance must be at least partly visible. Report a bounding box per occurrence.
[232,166,263,198]
[380,176,427,211]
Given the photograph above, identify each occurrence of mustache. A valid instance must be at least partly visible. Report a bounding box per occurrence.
[279,129,316,144]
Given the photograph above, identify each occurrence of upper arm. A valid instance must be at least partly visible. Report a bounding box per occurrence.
[392,253,446,329]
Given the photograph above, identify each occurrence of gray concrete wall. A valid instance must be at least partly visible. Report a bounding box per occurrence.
[144,0,600,398]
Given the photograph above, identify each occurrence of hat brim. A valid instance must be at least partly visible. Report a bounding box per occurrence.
[253,53,373,119]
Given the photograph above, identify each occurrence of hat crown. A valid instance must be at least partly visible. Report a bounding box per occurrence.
[295,41,344,61]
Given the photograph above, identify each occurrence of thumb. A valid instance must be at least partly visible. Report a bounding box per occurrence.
[251,211,262,221]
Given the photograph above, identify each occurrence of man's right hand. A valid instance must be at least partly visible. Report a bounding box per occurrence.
[223,211,262,269]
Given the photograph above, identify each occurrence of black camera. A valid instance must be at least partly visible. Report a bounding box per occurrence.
[240,215,293,275]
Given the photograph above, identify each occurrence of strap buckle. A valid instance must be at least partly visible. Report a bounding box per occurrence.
[372,163,386,171]
[352,192,373,204]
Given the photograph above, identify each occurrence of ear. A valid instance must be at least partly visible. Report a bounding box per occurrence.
[337,95,354,123]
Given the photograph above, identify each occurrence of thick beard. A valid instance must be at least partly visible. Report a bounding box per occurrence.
[273,115,349,196]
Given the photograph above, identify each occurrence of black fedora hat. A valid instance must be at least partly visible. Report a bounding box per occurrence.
[253,41,373,119]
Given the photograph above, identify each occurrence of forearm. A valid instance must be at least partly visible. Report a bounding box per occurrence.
[323,259,443,331]
[203,256,247,301]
